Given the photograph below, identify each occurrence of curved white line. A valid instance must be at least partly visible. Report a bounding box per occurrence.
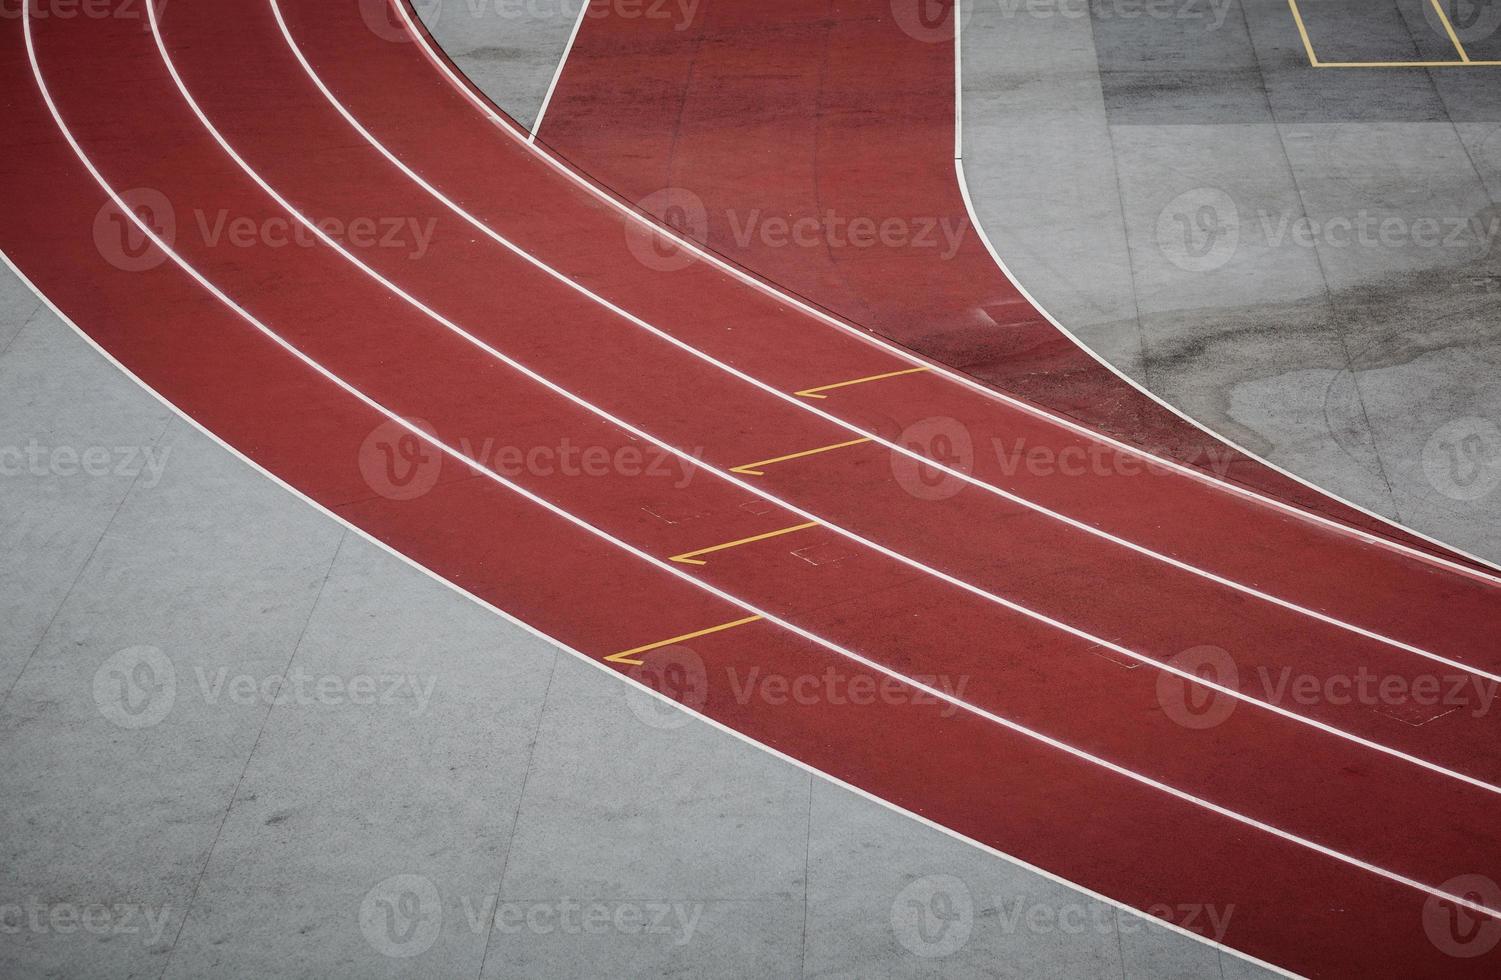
[946,4,1501,584]
[20,2,1501,926]
[0,258,1298,980]
[140,0,1501,793]
[268,0,1501,685]
[389,0,1501,587]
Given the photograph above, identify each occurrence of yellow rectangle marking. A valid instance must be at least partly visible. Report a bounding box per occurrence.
[669,521,820,565]
[729,438,872,476]
[794,366,931,399]
[604,615,763,666]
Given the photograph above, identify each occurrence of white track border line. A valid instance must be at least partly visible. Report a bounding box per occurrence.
[0,263,1305,980]
[949,0,1501,584]
[143,0,1501,793]
[527,0,588,142]
[18,4,1501,941]
[269,0,1501,689]
[393,0,1501,587]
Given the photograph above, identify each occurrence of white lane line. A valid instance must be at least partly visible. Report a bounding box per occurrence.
[947,0,1501,585]
[21,6,1501,924]
[528,0,589,142]
[274,0,1501,686]
[0,251,1299,980]
[387,0,1501,587]
[155,0,1501,793]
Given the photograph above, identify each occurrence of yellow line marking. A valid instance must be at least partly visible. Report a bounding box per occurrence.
[1428,0,1471,62]
[1286,0,1321,66]
[604,615,763,665]
[729,437,872,476]
[1314,59,1501,67]
[1288,0,1497,68]
[668,521,819,565]
[794,366,931,399]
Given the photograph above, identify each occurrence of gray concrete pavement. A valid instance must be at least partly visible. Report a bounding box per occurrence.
[419,0,588,131]
[963,0,1501,562]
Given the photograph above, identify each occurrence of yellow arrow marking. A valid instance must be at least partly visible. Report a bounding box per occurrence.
[794,366,930,399]
[604,615,763,666]
[729,437,872,476]
[669,521,819,565]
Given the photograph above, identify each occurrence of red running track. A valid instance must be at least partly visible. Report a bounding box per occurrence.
[534,0,1487,563]
[1,0,1500,975]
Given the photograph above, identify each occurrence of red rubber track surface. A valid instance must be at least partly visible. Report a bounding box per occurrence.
[0,1,1499,975]
[533,0,1484,567]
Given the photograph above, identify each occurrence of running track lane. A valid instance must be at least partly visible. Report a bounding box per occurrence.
[145,0,1501,792]
[1,2,1499,975]
[271,0,1501,740]
[336,0,1501,657]
[158,0,1501,804]
[527,0,1488,564]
